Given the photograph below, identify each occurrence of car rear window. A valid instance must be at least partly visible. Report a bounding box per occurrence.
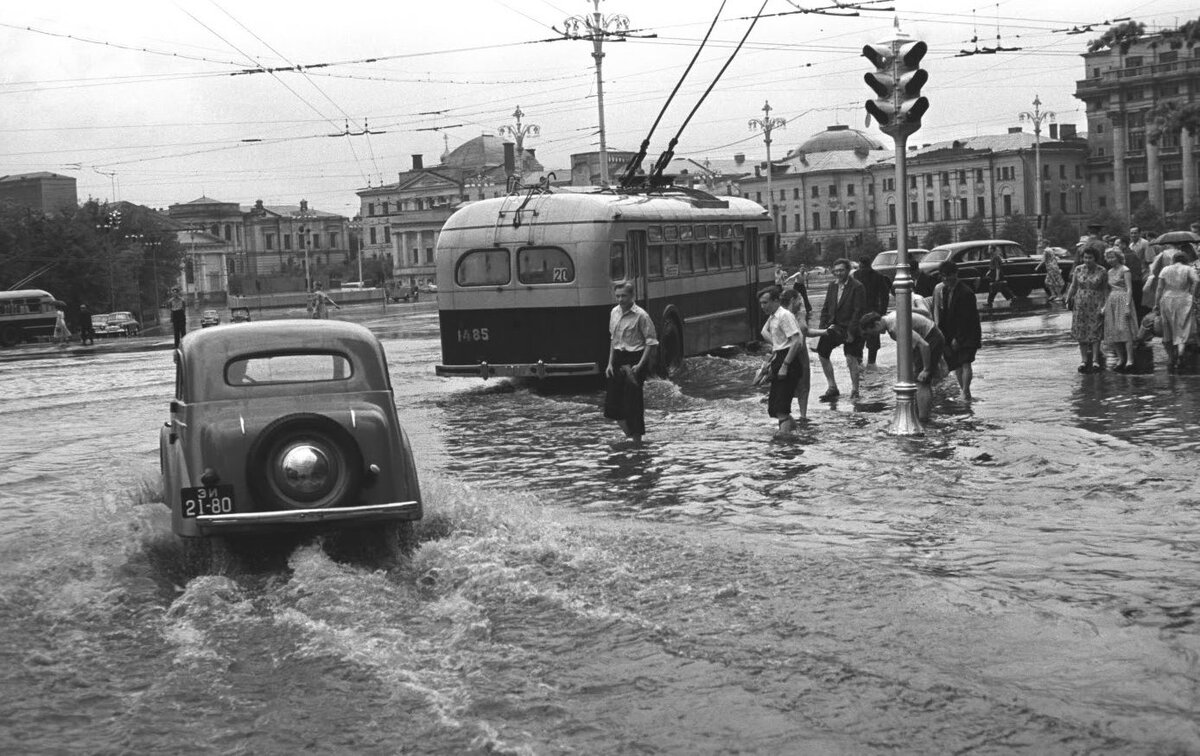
[226,353,352,385]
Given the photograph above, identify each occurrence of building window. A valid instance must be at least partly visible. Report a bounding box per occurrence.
[887,202,896,225]
[958,170,966,183]
[812,186,820,198]
[265,233,274,250]
[780,215,787,233]
[1003,195,1013,215]
[384,227,391,243]
[977,197,985,216]
[411,249,419,265]
[381,201,389,215]
[779,189,786,201]
[312,234,321,249]
[910,201,919,221]
[1042,164,1050,179]
[829,212,838,229]
[924,174,933,187]
[283,234,292,250]
[909,176,917,189]
[1059,165,1066,178]
[224,224,232,240]
[940,171,949,184]
[829,184,838,197]
[1099,196,1107,208]
[793,187,800,199]
[369,227,377,244]
[926,199,935,220]
[755,192,762,203]
[942,199,951,219]
[847,210,857,228]
[1060,192,1068,212]
[368,203,375,216]
[959,197,968,218]
[1075,165,1082,178]
[847,184,856,197]
[811,212,821,230]
[1043,192,1051,213]
[975,168,983,183]
[426,248,434,263]
[868,183,875,195]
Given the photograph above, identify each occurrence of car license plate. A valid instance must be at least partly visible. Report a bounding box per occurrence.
[181,485,236,518]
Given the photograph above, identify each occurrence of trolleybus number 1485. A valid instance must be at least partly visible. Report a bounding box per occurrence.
[457,328,490,342]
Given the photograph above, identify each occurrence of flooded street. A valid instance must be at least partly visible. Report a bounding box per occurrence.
[1,304,1198,754]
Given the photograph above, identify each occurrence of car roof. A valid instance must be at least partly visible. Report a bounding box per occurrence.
[178,320,389,401]
[930,239,1021,252]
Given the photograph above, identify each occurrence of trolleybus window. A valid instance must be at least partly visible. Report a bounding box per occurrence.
[648,245,662,277]
[609,242,626,282]
[691,244,707,273]
[648,226,663,243]
[456,248,511,286]
[679,225,694,241]
[678,244,694,274]
[663,244,679,277]
[664,225,678,241]
[732,239,745,267]
[518,246,575,284]
[706,241,721,270]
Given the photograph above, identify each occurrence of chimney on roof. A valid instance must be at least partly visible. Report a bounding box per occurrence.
[1060,124,1078,140]
[255,199,264,210]
[300,199,308,212]
[1008,126,1023,134]
[1049,123,1059,139]
[503,143,515,176]
[734,152,745,165]
[412,154,423,170]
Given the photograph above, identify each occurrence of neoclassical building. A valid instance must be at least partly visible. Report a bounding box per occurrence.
[1075,30,1200,219]
[737,124,1091,257]
[356,135,544,289]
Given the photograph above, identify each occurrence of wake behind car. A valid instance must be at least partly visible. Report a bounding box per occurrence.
[160,320,423,567]
[916,239,1072,297]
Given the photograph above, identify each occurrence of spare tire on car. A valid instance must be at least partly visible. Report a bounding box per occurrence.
[246,413,364,511]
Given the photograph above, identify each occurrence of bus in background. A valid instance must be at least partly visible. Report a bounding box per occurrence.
[434,185,776,380]
[0,289,59,347]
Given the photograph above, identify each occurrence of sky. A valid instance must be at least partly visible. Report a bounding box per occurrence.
[2,0,1194,218]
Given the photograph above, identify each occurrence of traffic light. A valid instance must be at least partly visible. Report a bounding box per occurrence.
[862,39,929,137]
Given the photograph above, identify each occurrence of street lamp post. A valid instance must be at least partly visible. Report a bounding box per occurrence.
[561,0,629,185]
[749,101,786,226]
[1019,95,1055,251]
[498,106,540,183]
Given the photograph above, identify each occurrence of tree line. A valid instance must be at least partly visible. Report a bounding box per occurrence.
[0,199,185,328]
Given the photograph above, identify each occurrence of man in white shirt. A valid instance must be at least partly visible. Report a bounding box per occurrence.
[757,286,803,435]
[605,282,658,443]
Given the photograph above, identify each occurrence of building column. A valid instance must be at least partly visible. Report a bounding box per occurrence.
[1146,139,1162,212]
[1110,113,1129,218]
[1182,130,1197,208]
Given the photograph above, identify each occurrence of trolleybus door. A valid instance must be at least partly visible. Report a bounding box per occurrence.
[744,226,764,335]
[627,230,649,307]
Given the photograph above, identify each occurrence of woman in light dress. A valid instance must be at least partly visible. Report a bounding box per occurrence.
[1102,248,1138,372]
[1065,246,1109,372]
[1039,239,1065,302]
[1154,248,1200,372]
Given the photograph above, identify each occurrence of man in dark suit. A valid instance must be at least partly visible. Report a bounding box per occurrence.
[931,260,982,401]
[816,258,866,400]
[853,255,890,364]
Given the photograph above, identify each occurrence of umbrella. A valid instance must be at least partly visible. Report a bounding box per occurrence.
[1151,230,1200,245]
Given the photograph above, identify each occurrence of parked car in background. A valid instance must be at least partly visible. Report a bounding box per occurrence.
[418,282,437,293]
[200,309,220,328]
[916,240,1073,297]
[386,282,419,303]
[160,320,423,569]
[230,306,251,323]
[871,249,930,282]
[98,311,140,337]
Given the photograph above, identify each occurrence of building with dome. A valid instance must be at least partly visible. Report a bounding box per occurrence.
[739,123,1090,261]
[356,135,545,289]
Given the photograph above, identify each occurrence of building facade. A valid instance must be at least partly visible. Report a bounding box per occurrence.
[356,135,544,289]
[242,199,352,284]
[737,124,1091,257]
[0,172,78,215]
[1075,31,1200,220]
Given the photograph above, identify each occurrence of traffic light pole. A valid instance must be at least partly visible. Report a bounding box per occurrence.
[888,130,923,436]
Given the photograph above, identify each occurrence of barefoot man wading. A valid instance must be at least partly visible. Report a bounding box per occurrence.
[604,282,657,443]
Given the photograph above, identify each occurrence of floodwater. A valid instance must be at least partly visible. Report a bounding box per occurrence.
[1,305,1198,755]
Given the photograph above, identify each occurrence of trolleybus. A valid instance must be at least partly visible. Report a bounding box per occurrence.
[434,186,777,379]
[0,289,60,347]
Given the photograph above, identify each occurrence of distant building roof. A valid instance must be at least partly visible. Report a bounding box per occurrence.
[0,171,74,182]
[786,125,885,158]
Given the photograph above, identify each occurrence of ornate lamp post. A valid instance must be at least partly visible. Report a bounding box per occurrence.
[498,106,540,183]
[749,101,786,225]
[561,0,629,185]
[95,207,122,313]
[1019,95,1055,250]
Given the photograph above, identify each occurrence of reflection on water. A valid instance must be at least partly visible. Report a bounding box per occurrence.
[1,309,1198,754]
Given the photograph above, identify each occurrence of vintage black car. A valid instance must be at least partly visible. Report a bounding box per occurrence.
[916,240,1073,297]
[160,320,422,567]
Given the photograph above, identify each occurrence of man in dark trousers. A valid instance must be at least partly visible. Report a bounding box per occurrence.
[931,260,982,401]
[853,255,890,364]
[78,303,96,346]
[167,287,187,348]
[604,282,658,443]
[815,258,866,400]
